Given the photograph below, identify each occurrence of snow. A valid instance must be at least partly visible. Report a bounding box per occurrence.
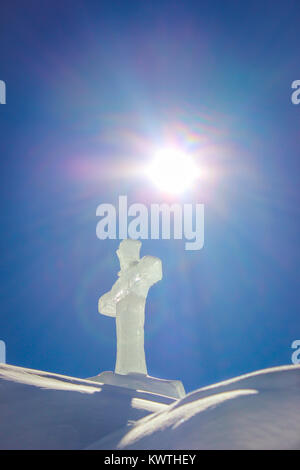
[1,363,300,449]
[0,363,171,450]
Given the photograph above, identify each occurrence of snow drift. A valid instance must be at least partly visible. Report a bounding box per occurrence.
[1,363,299,450]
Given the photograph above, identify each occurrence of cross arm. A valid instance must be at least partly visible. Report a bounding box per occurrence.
[98,290,118,317]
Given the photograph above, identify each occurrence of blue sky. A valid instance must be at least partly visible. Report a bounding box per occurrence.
[0,0,299,393]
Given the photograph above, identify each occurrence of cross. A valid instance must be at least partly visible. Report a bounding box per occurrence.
[98,239,162,375]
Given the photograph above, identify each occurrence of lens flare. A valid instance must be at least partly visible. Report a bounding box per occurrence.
[147,147,199,194]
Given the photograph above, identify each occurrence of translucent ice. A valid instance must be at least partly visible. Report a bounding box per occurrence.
[98,239,162,375]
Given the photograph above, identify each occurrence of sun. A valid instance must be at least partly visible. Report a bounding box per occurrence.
[146,147,199,194]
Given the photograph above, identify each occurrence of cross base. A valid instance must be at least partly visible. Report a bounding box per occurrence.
[87,371,185,399]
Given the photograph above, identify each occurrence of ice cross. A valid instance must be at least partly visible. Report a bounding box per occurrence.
[98,239,162,375]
